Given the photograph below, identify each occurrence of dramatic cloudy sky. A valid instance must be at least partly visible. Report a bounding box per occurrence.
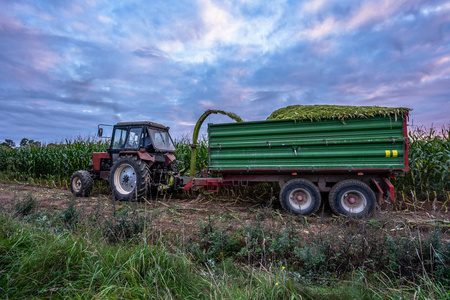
[1,0,449,144]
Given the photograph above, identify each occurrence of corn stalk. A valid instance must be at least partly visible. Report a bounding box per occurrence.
[190,109,242,177]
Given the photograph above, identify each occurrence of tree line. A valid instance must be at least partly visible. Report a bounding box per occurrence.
[0,138,41,149]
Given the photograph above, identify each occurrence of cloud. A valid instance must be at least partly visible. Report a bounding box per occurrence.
[301,0,334,14]
[0,0,449,144]
[345,0,407,30]
[133,47,168,59]
[197,0,238,46]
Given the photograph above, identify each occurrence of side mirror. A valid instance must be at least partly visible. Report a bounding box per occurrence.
[97,124,112,138]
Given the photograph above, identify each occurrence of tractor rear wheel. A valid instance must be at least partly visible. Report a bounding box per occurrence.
[70,170,93,197]
[110,155,150,201]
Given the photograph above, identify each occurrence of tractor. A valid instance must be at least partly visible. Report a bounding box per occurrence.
[70,121,179,201]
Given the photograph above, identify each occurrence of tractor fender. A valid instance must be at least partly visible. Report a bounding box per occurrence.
[139,152,156,163]
[166,154,176,165]
[120,151,155,163]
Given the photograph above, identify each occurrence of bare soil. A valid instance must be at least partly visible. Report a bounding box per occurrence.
[1,181,449,240]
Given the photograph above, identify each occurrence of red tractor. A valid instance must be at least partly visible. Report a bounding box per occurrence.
[70,121,179,201]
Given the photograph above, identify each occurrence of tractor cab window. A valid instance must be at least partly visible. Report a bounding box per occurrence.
[149,129,176,151]
[112,127,128,149]
[125,127,143,149]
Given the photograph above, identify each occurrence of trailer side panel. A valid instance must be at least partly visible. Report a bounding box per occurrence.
[208,115,407,173]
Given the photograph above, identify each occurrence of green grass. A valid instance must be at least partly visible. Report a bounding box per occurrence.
[0,218,206,298]
[190,213,450,286]
[1,201,449,299]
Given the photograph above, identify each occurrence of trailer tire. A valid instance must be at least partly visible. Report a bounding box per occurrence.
[70,170,93,197]
[329,180,375,218]
[279,179,321,216]
[110,155,150,201]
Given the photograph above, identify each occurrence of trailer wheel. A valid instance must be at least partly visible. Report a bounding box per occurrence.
[279,179,321,216]
[110,155,150,201]
[328,180,375,218]
[70,170,93,197]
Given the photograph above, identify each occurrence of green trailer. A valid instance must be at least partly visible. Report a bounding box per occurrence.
[185,108,409,218]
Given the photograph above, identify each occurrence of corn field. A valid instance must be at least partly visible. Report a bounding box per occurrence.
[173,135,209,176]
[394,126,450,199]
[0,137,108,186]
[0,128,449,198]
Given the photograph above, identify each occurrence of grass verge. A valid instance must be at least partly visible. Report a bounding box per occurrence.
[1,194,449,299]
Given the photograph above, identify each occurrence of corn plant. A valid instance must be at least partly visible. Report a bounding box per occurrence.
[0,136,108,185]
[174,135,209,175]
[189,109,242,176]
[395,125,450,198]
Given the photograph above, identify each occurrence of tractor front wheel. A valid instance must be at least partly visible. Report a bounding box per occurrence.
[70,170,93,197]
[109,155,150,201]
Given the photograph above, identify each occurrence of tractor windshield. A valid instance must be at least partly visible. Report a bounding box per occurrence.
[149,128,176,152]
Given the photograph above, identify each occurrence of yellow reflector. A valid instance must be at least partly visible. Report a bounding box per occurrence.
[393,150,398,157]
[385,150,391,157]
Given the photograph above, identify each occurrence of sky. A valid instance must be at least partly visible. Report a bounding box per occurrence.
[1,0,449,144]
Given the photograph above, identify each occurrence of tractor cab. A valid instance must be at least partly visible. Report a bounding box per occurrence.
[106,121,176,164]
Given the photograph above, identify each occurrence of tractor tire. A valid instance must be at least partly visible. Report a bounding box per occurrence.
[279,179,321,216]
[328,180,375,218]
[109,155,150,201]
[70,170,93,197]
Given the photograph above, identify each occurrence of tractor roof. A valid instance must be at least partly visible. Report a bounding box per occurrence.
[115,121,168,129]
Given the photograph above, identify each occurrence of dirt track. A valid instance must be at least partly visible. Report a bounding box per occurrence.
[1,181,449,239]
